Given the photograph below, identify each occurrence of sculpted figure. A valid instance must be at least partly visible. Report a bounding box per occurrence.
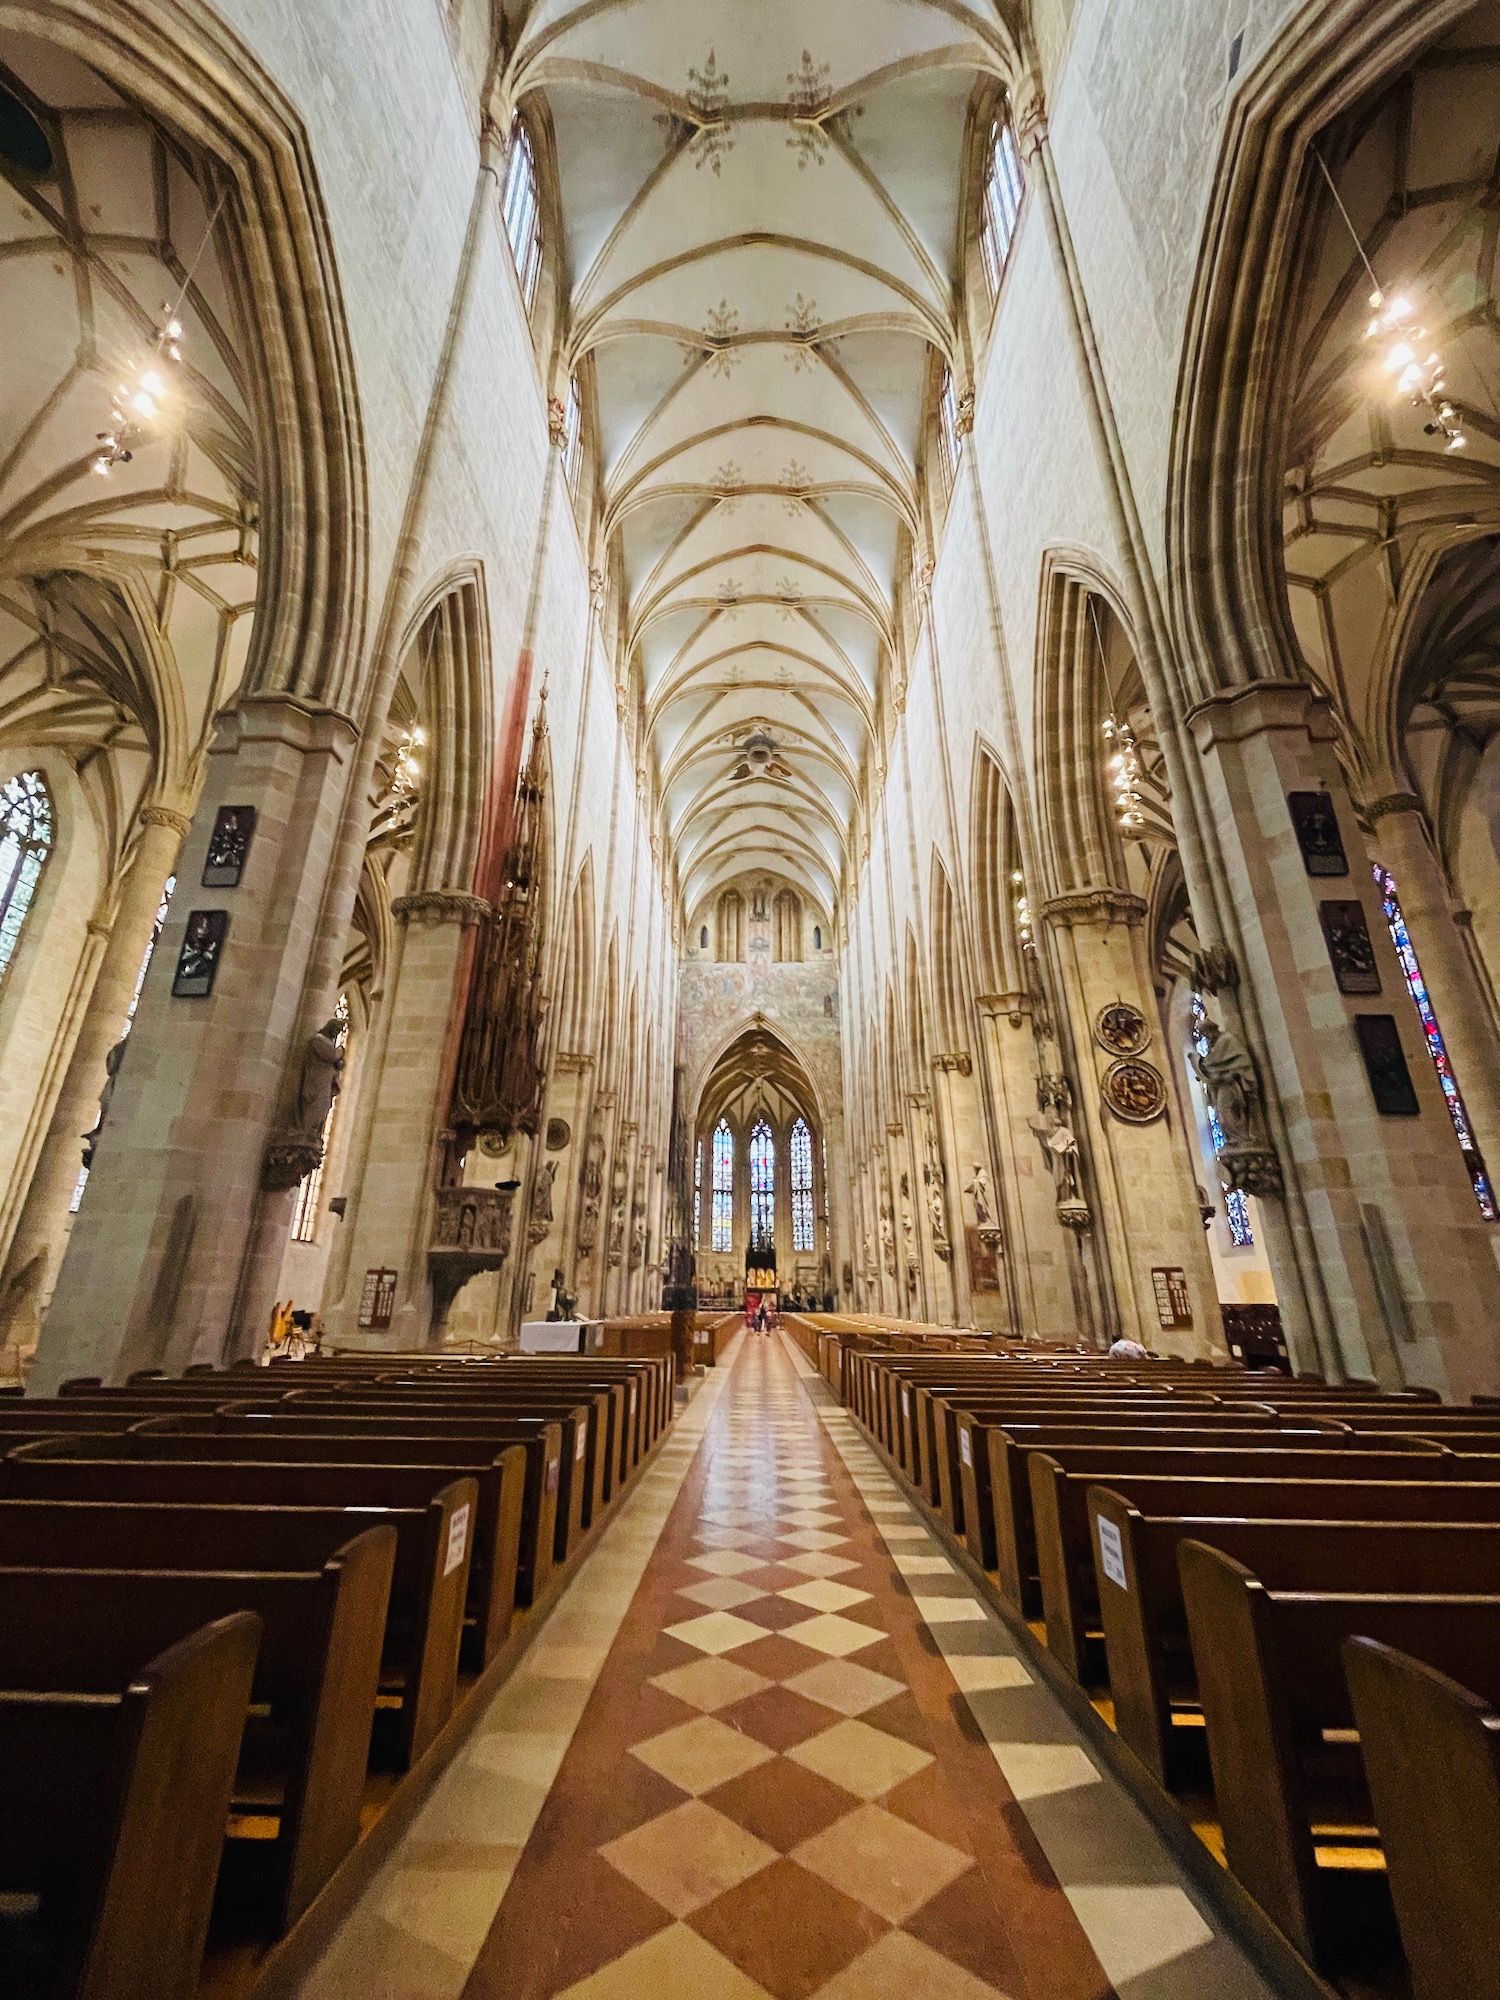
[294,1018,345,1140]
[81,1037,128,1168]
[1191,1016,1258,1148]
[533,1159,557,1224]
[964,1163,992,1225]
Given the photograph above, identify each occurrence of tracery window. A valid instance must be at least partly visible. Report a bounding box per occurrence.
[749,1119,775,1251]
[561,373,583,492]
[501,115,544,311]
[1376,865,1497,1219]
[291,991,350,1244]
[978,105,1025,297]
[711,1119,734,1252]
[0,770,53,984]
[937,367,962,489]
[791,1117,814,1253]
[1191,992,1254,1248]
[693,1138,703,1248]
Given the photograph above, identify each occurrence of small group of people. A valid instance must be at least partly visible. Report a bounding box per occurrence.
[747,1297,778,1334]
[265,1301,325,1362]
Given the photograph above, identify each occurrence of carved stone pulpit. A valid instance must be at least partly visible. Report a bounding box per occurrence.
[428,1184,515,1328]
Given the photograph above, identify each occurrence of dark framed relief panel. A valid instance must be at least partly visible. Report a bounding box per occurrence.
[201,804,257,888]
[171,910,229,998]
[1288,790,1349,876]
[1318,899,1381,994]
[1354,1014,1421,1117]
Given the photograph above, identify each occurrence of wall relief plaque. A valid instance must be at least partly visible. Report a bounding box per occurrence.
[1101,1057,1167,1124]
[1094,1000,1150,1056]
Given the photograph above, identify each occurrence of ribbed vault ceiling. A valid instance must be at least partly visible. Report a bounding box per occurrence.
[507,0,1016,918]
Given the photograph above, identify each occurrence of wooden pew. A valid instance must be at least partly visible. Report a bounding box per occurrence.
[1344,1636,1500,2000]
[0,1490,472,1771]
[0,1528,394,1935]
[1179,1539,1500,1971]
[0,1612,259,2000]
[1087,1490,1500,1785]
[1017,1440,1450,1634]
[3,1446,524,1670]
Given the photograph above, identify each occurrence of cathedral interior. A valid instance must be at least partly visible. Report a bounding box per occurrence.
[2,2,1500,1997]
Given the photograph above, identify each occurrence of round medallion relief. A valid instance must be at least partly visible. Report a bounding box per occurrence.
[1101,1057,1167,1124]
[545,1117,571,1152]
[1095,1000,1150,1057]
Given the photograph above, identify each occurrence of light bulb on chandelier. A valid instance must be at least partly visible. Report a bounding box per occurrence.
[92,310,187,476]
[1101,714,1147,833]
[1364,289,1466,451]
[1011,869,1033,950]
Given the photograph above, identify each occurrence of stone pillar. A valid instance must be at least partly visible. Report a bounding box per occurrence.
[33,696,359,1389]
[931,1053,1008,1330]
[1190,682,1500,1396]
[0,804,190,1360]
[975,995,1075,1339]
[1366,797,1500,1181]
[323,890,486,1349]
[1042,891,1224,1358]
[909,1092,958,1326]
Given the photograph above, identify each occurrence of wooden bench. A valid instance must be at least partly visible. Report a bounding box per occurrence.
[0,1527,394,1934]
[1087,1490,1500,1785]
[1180,1539,1500,1971]
[1026,1446,1476,1676]
[3,1445,523,1669]
[0,1612,259,2000]
[0,1489,472,1771]
[1344,1636,1500,2000]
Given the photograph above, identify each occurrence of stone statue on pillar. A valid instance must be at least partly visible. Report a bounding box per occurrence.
[1190,1011,1284,1198]
[81,1037,127,1170]
[262,1018,344,1193]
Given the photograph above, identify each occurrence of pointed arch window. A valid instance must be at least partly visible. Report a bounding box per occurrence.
[937,366,962,489]
[0,770,52,983]
[711,1119,734,1252]
[978,104,1025,297]
[1376,865,1497,1219]
[561,373,583,491]
[693,1138,704,1248]
[750,1119,775,1251]
[791,1117,814,1253]
[501,115,544,311]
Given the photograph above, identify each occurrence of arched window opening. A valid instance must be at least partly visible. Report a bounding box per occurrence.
[711,1119,734,1251]
[749,1119,775,1251]
[501,115,544,311]
[694,1137,704,1247]
[978,104,1025,297]
[0,770,53,983]
[716,888,743,962]
[813,924,821,951]
[937,367,962,489]
[774,887,802,963]
[1376,865,1498,1218]
[791,1117,814,1253]
[561,373,583,491]
[291,992,350,1243]
[1190,992,1254,1248]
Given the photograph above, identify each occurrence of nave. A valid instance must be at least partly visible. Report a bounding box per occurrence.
[294,1332,1272,2000]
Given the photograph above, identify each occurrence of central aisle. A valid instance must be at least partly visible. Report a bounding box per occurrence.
[297,1333,1281,2000]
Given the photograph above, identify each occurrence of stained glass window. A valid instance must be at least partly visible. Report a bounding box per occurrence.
[291,991,350,1243]
[1376,865,1497,1219]
[711,1119,734,1252]
[71,871,176,1215]
[749,1119,775,1251]
[501,116,543,311]
[0,770,52,982]
[693,1138,703,1248]
[561,373,583,491]
[978,107,1025,297]
[791,1117,814,1253]
[1191,992,1254,1248]
[937,366,962,488]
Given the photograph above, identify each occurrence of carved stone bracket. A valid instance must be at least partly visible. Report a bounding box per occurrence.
[261,1135,324,1194]
[555,1049,596,1074]
[1217,1145,1284,1200]
[932,1052,972,1076]
[978,990,1031,1028]
[392,890,491,928]
[1055,1197,1092,1233]
[1040,888,1147,929]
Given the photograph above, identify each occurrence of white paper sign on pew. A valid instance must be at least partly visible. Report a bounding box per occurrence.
[1096,1515,1128,1591]
[445,1503,471,1577]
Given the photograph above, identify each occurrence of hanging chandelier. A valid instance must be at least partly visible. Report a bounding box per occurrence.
[1364,289,1466,451]
[1011,869,1033,950]
[92,309,186,475]
[1102,714,1147,833]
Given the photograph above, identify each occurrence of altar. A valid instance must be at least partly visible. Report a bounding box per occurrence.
[519,1318,605,1353]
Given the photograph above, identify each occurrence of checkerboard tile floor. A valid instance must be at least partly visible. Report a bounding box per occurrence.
[295,1332,1282,2000]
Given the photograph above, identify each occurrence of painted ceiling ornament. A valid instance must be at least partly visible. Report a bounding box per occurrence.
[702,299,741,377]
[781,459,812,513]
[711,460,745,512]
[774,575,802,618]
[686,50,734,175]
[784,294,821,371]
[1094,999,1150,1057]
[1101,1056,1168,1125]
[786,50,833,168]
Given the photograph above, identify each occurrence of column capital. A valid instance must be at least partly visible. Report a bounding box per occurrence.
[139,803,193,837]
[1040,887,1146,929]
[1185,678,1338,749]
[932,1051,972,1075]
[1014,86,1048,158]
[555,1049,595,1074]
[978,989,1031,1026]
[391,889,491,927]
